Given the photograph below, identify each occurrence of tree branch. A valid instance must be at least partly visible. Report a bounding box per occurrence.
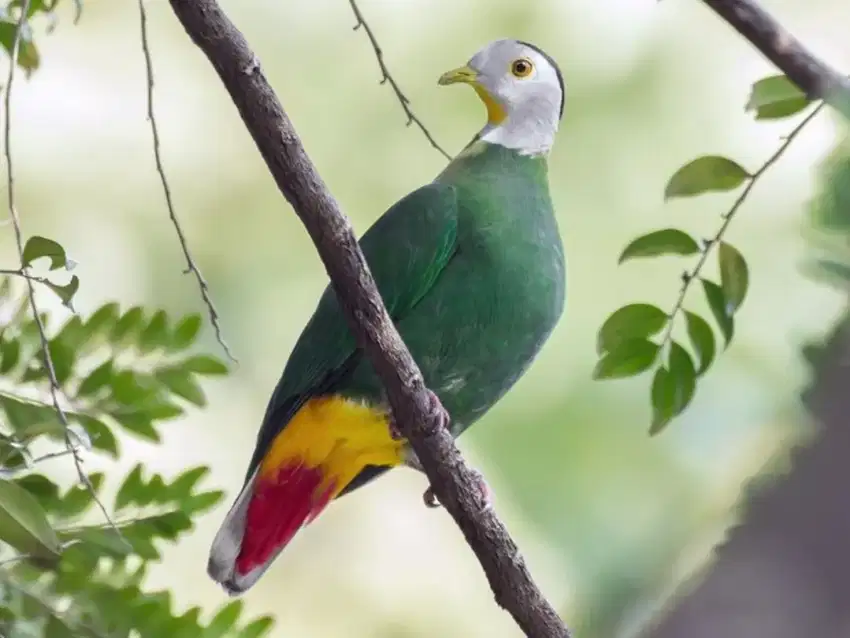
[700,0,850,118]
[165,1,569,635]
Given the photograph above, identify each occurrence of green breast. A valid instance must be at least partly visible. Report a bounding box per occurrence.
[344,141,566,434]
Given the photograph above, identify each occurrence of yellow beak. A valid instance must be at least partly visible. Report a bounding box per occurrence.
[438,65,479,86]
[438,65,507,125]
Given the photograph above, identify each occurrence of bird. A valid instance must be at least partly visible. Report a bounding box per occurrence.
[208,38,567,595]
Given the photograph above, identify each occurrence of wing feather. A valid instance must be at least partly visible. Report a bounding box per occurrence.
[243,183,459,480]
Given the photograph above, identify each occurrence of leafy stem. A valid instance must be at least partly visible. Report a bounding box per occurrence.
[596,75,827,434]
[659,102,826,354]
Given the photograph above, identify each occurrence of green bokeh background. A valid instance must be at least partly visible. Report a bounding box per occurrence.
[7,0,850,635]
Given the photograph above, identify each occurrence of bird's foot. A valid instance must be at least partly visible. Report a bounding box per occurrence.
[388,388,450,440]
[422,467,493,512]
[388,415,404,441]
[422,388,451,433]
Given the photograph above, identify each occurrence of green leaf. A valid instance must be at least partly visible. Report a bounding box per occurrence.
[46,338,75,386]
[649,367,676,435]
[666,341,697,417]
[718,241,749,313]
[115,465,144,511]
[0,336,20,373]
[73,527,132,559]
[237,617,275,638]
[170,466,210,496]
[0,477,62,560]
[21,361,47,383]
[0,20,39,74]
[596,303,668,355]
[137,400,184,421]
[79,302,120,349]
[664,156,751,200]
[701,278,734,347]
[139,310,169,354]
[77,359,114,396]
[182,490,224,515]
[205,600,243,638]
[618,228,700,264]
[155,367,206,406]
[45,276,80,310]
[592,338,659,380]
[110,306,145,344]
[75,415,118,458]
[14,474,60,508]
[180,355,228,376]
[745,74,810,120]
[110,370,158,406]
[684,311,716,375]
[649,342,697,435]
[0,396,61,442]
[113,413,160,442]
[54,473,104,519]
[21,236,68,270]
[172,314,202,351]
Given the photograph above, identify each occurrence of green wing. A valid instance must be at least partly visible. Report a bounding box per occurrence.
[245,183,459,477]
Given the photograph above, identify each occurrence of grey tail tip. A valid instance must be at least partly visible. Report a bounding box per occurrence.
[221,580,244,597]
[208,559,247,597]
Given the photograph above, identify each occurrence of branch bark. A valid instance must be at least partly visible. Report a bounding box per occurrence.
[699,0,850,118]
[165,1,569,636]
[642,313,850,638]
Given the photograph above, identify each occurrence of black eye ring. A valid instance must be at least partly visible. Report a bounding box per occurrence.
[511,58,534,78]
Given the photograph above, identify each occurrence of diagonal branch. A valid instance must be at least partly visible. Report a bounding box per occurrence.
[3,0,128,549]
[137,0,237,363]
[347,0,452,161]
[166,1,568,636]
[699,0,850,118]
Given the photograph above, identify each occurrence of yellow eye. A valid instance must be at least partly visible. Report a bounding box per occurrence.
[510,58,534,78]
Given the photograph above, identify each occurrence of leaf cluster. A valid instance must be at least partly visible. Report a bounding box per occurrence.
[0,272,268,637]
[594,75,815,433]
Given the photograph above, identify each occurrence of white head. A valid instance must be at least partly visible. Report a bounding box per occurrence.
[439,39,564,156]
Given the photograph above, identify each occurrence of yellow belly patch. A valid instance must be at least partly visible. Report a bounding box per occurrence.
[259,396,405,499]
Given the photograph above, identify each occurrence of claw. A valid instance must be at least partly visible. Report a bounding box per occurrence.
[388,416,404,441]
[423,388,451,432]
[388,387,449,441]
[423,485,440,508]
[422,468,492,511]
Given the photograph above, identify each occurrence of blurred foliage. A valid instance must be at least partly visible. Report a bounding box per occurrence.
[594,74,821,434]
[0,265,272,636]
[0,5,273,635]
[806,129,850,286]
[0,4,273,632]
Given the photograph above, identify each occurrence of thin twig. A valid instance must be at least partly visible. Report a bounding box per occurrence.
[137,0,237,363]
[0,447,79,479]
[347,0,452,161]
[0,267,57,288]
[660,102,826,349]
[3,0,129,549]
[168,1,568,635]
[700,0,850,119]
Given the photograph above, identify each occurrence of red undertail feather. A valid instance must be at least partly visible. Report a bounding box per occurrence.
[208,396,405,593]
[235,462,336,576]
